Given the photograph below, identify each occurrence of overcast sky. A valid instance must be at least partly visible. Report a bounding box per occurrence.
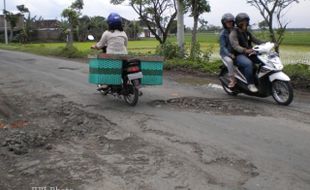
[3,0,310,28]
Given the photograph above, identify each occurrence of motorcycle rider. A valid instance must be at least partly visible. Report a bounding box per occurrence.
[229,13,264,93]
[91,12,128,54]
[219,13,236,88]
[91,13,128,90]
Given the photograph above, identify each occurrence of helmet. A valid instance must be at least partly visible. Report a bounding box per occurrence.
[107,13,122,26]
[235,13,250,27]
[221,13,234,28]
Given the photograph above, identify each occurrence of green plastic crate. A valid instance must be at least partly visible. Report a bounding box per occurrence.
[88,58,122,85]
[141,61,163,85]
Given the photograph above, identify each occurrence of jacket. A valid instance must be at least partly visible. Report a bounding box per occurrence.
[229,28,263,54]
[219,29,233,57]
[96,30,128,54]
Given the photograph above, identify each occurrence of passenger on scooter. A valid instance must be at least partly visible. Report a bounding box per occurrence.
[91,13,128,90]
[229,13,264,93]
[219,13,236,88]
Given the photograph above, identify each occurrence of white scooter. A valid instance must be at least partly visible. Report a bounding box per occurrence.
[219,42,294,105]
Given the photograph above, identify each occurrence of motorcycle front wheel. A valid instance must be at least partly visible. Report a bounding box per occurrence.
[124,84,139,106]
[271,80,293,106]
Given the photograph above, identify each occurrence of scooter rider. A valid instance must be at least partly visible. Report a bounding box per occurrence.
[219,13,236,88]
[229,13,264,93]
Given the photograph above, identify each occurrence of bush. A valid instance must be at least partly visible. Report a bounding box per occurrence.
[156,41,180,59]
[284,63,310,89]
[56,45,84,58]
[189,42,214,63]
[159,41,217,75]
[164,58,221,75]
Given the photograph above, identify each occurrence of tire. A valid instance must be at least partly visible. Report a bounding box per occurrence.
[220,69,238,96]
[124,85,139,106]
[271,80,294,106]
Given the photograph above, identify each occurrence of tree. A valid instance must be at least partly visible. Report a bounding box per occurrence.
[247,0,299,53]
[89,16,108,40]
[111,0,177,44]
[61,0,84,46]
[198,18,208,32]
[124,20,143,40]
[169,20,178,34]
[3,11,19,41]
[58,19,70,41]
[176,0,185,57]
[71,0,84,41]
[187,0,210,57]
[16,4,37,43]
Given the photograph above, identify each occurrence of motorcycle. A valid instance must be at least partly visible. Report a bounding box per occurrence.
[88,35,143,106]
[219,42,294,106]
[97,58,143,106]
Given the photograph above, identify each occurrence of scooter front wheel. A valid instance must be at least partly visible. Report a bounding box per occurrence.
[271,80,293,106]
[124,85,139,106]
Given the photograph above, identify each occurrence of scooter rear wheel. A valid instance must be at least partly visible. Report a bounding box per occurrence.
[124,85,139,106]
[271,80,293,106]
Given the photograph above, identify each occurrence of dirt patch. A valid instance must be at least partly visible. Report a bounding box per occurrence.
[151,97,262,116]
[0,90,259,189]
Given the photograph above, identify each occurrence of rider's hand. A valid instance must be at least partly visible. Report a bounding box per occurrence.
[229,54,235,59]
[244,49,254,55]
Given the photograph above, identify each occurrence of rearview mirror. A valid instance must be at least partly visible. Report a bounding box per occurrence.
[87,35,95,41]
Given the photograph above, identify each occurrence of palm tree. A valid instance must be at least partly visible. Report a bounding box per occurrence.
[16,4,37,43]
[58,19,70,41]
[61,0,84,46]
[61,9,79,46]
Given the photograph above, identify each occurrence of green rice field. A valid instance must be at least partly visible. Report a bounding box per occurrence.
[0,31,309,65]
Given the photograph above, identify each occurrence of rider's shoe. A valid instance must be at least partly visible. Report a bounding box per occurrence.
[97,84,108,91]
[248,84,258,93]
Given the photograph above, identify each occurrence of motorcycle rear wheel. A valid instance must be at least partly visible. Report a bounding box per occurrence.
[124,85,139,106]
[271,80,293,106]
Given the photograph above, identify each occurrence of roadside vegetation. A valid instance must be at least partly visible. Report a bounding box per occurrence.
[0,31,309,90]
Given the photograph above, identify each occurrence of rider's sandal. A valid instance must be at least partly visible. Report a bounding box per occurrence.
[228,78,237,88]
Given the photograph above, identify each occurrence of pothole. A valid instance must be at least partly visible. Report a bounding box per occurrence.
[58,67,79,70]
[204,157,259,187]
[151,97,261,116]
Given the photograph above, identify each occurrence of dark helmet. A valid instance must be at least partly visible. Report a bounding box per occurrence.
[107,13,122,26]
[235,13,250,27]
[221,13,235,28]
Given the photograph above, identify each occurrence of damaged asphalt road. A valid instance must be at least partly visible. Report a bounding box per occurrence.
[0,49,310,190]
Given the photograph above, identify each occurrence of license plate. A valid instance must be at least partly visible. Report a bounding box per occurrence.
[127,72,143,80]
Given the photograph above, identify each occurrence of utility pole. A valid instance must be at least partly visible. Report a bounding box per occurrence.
[176,0,185,57]
[3,0,8,44]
